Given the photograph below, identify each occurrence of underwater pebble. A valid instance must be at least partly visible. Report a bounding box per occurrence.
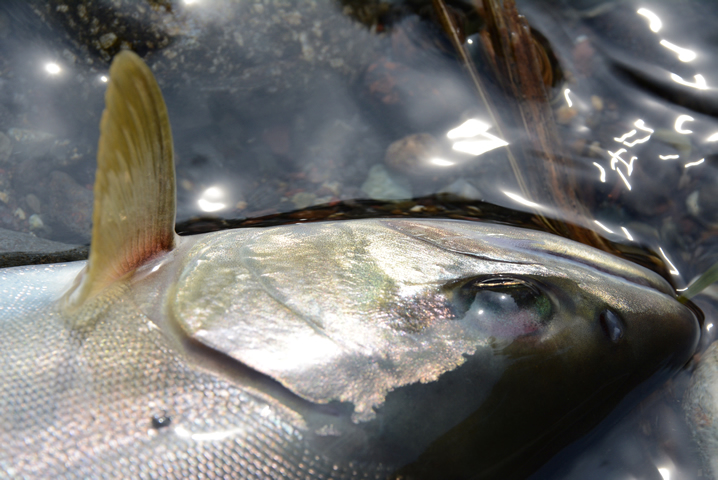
[384,133,439,174]
[439,179,483,200]
[361,164,411,201]
[8,128,56,159]
[556,106,578,124]
[654,129,692,156]
[591,95,604,111]
[13,208,25,220]
[28,214,43,230]
[25,194,41,213]
[312,195,334,206]
[291,191,316,210]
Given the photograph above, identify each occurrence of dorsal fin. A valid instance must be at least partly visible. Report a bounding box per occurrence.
[66,50,177,307]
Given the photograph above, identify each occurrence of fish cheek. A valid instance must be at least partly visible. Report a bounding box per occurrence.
[395,280,641,479]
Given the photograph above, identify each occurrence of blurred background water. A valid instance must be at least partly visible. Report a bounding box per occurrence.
[0,0,717,478]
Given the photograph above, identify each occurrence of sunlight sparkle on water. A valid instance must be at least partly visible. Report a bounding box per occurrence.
[674,115,695,134]
[198,186,227,212]
[44,62,61,75]
[670,73,708,90]
[503,191,542,209]
[685,158,705,168]
[660,40,696,62]
[430,158,454,167]
[594,221,614,234]
[637,8,662,32]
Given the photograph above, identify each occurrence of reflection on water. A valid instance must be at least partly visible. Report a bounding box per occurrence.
[0,0,717,478]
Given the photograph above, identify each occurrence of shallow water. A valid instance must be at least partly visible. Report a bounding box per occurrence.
[0,0,717,478]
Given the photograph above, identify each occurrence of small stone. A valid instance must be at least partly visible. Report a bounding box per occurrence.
[591,95,604,111]
[439,179,482,200]
[8,128,56,158]
[384,133,440,173]
[25,194,41,213]
[14,208,25,220]
[298,32,315,61]
[180,179,194,191]
[654,129,692,156]
[687,190,700,217]
[360,164,411,201]
[312,195,334,206]
[28,214,44,230]
[99,32,118,49]
[0,191,8,204]
[319,181,340,196]
[291,191,316,210]
[556,106,578,124]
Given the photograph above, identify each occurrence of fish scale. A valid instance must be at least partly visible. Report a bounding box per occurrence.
[0,264,391,479]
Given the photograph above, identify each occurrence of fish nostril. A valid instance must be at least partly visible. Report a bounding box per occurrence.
[600,310,625,344]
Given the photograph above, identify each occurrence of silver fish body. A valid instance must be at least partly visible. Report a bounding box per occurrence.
[685,338,718,479]
[0,218,700,479]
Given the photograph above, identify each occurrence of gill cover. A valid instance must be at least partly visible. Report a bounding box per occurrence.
[65,51,177,310]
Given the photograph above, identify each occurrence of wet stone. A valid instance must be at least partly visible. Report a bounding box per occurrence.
[361,164,411,201]
[28,214,43,231]
[291,192,316,210]
[8,128,56,160]
[25,194,41,214]
[384,133,440,174]
[439,179,482,201]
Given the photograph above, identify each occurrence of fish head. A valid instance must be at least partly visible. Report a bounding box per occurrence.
[380,219,701,478]
[171,217,700,477]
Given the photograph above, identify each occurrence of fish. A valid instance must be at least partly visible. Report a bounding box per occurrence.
[685,344,718,478]
[0,51,700,479]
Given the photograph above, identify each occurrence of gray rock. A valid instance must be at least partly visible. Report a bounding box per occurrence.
[361,164,411,200]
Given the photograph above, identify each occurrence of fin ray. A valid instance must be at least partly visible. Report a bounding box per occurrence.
[67,50,176,307]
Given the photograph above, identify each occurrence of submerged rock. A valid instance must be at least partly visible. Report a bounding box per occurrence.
[361,164,411,200]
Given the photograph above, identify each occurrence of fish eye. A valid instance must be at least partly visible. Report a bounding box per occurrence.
[454,277,553,337]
